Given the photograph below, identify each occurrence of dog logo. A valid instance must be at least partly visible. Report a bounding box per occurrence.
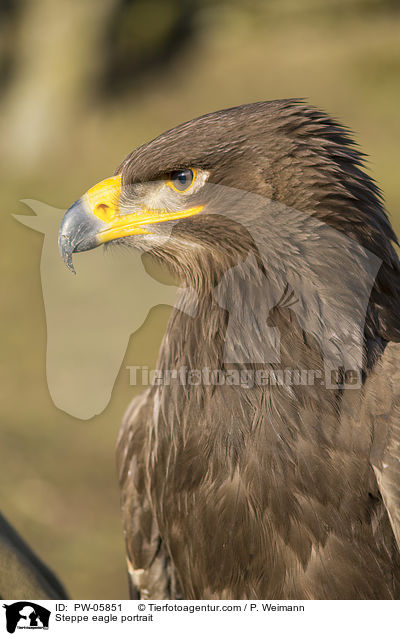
[2,602,50,633]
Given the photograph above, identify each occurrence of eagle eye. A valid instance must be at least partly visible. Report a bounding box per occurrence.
[168,168,195,193]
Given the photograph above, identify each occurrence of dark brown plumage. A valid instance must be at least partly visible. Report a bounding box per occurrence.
[61,100,400,599]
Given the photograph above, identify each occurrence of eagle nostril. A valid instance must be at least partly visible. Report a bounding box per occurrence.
[94,202,115,223]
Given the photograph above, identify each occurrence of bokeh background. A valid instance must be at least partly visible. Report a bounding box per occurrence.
[1,0,399,598]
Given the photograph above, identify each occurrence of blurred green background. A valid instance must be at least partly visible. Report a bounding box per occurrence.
[0,0,399,599]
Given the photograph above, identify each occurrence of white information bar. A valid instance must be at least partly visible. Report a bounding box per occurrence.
[1,600,397,635]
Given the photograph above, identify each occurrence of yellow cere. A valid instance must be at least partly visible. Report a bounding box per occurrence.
[85,175,122,223]
[85,174,204,244]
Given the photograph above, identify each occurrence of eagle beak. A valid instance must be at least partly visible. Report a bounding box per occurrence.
[59,175,146,273]
[58,198,107,273]
[59,174,204,272]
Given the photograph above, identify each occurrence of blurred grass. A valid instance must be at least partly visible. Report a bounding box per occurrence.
[1,1,399,598]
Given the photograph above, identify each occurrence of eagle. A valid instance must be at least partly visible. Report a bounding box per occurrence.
[59,100,400,599]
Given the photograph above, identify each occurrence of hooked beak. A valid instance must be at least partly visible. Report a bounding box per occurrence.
[59,174,203,273]
[59,175,144,273]
[59,199,106,273]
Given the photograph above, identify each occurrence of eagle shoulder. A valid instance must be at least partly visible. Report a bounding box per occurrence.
[116,389,179,599]
[367,341,400,551]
